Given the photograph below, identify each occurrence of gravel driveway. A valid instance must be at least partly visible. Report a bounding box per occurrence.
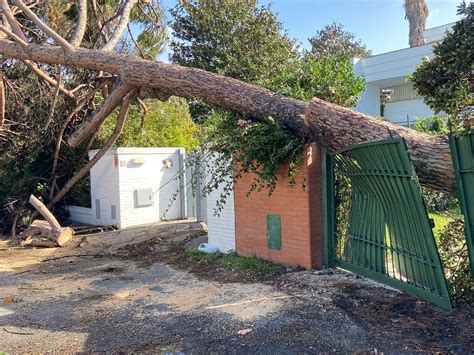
[0,221,472,353]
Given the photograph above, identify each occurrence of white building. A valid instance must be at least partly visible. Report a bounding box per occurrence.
[354,23,453,126]
[67,147,187,228]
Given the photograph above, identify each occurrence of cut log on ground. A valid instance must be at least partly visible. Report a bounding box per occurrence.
[20,195,74,247]
[0,40,455,194]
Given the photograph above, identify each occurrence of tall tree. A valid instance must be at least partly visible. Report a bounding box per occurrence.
[308,22,371,59]
[404,0,429,47]
[170,0,294,86]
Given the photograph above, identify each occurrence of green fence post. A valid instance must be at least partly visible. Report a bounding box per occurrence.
[322,149,335,267]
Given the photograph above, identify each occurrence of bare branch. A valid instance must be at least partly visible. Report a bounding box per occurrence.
[43,66,61,131]
[0,25,29,47]
[13,0,75,53]
[0,0,26,41]
[1,2,75,99]
[51,80,109,178]
[68,81,134,147]
[91,0,109,43]
[69,0,87,47]
[0,69,4,129]
[25,60,75,99]
[102,0,138,51]
[127,23,147,58]
[48,90,136,208]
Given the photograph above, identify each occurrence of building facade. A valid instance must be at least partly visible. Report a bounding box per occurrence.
[353,24,453,126]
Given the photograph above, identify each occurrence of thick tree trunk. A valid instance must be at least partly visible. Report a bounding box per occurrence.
[305,98,453,194]
[0,40,455,193]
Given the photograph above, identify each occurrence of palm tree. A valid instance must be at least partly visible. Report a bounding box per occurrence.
[404,0,429,47]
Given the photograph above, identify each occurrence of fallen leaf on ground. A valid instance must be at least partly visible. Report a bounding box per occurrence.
[237,328,252,335]
[2,297,14,303]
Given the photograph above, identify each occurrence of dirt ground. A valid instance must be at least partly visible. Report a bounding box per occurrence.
[0,220,472,353]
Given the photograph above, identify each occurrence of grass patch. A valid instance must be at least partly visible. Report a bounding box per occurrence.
[185,249,290,277]
[430,212,453,239]
[429,210,462,240]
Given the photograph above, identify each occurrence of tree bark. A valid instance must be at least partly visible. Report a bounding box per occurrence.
[29,195,61,231]
[102,0,139,51]
[0,40,455,194]
[68,82,134,147]
[305,98,453,194]
[69,0,87,47]
[47,90,135,208]
[0,69,4,129]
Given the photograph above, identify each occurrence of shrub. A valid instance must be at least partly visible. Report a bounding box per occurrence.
[437,218,473,306]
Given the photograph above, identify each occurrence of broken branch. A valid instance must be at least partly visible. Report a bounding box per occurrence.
[48,89,136,207]
[102,0,138,51]
[67,81,134,147]
[13,0,75,53]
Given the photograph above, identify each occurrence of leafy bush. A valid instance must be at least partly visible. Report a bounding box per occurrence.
[414,116,450,135]
[437,219,473,305]
[96,98,199,152]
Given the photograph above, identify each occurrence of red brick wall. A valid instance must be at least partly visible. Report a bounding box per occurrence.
[234,144,323,269]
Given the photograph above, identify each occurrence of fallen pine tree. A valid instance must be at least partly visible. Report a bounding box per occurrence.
[0,0,456,211]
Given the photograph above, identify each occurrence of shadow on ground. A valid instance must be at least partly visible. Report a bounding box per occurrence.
[0,221,472,353]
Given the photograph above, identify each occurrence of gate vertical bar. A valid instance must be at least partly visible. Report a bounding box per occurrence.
[449,130,474,278]
[322,150,335,267]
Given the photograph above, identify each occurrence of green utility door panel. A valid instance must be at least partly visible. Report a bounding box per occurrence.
[267,214,282,250]
[450,130,474,278]
[328,138,452,310]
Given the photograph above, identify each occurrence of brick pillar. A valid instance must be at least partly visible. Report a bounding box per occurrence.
[234,144,323,269]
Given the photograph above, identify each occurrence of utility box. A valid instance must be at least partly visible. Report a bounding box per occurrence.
[67,147,187,228]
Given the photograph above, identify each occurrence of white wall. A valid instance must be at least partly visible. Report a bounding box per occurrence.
[116,148,183,228]
[67,206,94,225]
[424,23,453,44]
[89,153,120,226]
[354,43,435,85]
[205,155,236,253]
[68,147,186,228]
[354,83,381,117]
[384,99,439,126]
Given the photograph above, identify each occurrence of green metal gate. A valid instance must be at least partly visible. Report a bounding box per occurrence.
[324,138,452,310]
[450,129,474,278]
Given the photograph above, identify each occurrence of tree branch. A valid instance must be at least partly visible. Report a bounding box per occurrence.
[68,81,134,147]
[48,90,135,208]
[51,80,109,179]
[0,25,28,47]
[102,0,138,51]
[69,0,87,47]
[0,0,26,41]
[13,0,75,53]
[0,1,75,100]
[0,40,457,194]
[0,69,4,129]
[43,66,61,131]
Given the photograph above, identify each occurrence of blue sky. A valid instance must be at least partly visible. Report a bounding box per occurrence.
[157,0,462,61]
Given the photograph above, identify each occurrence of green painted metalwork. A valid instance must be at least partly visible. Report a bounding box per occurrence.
[322,150,336,267]
[330,138,452,310]
[267,214,282,250]
[449,130,474,278]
